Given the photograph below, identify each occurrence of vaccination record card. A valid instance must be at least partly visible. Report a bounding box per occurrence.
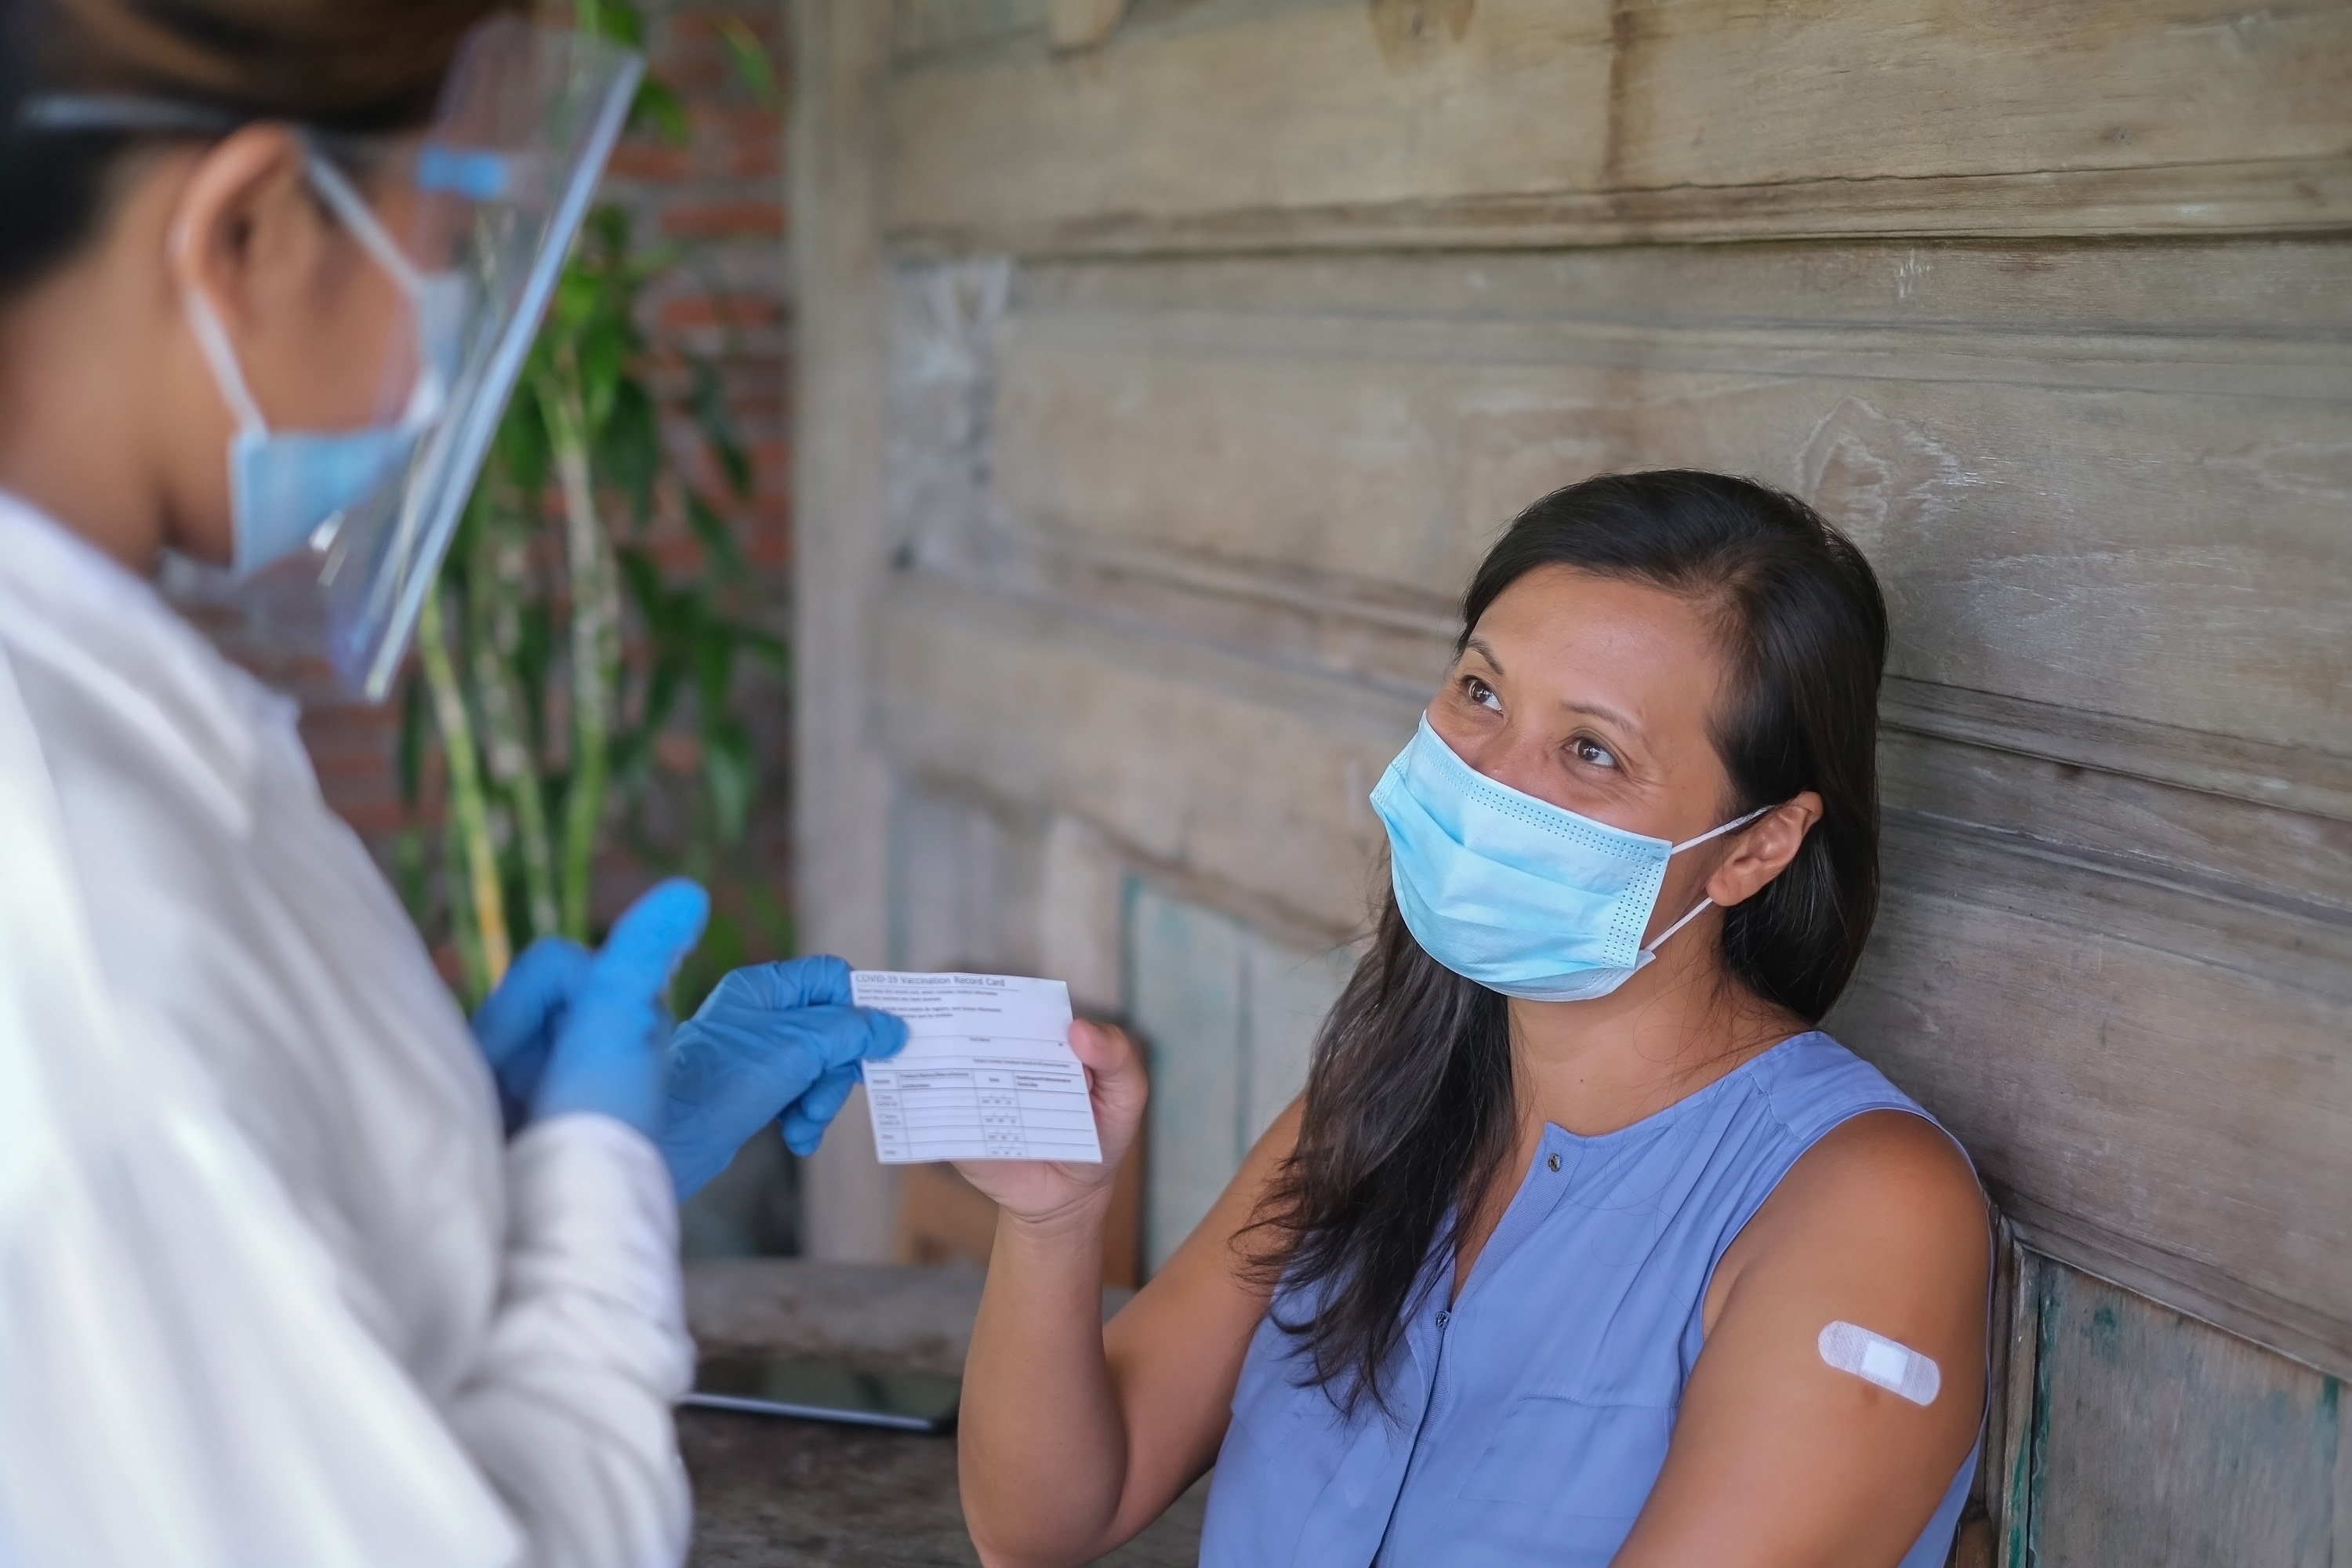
[851,971,1104,1164]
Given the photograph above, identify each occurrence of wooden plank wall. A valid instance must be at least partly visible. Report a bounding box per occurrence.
[794,1,2351,1555]
[1996,1251,2350,1567]
[1127,883,1356,1269]
[886,0,2352,250]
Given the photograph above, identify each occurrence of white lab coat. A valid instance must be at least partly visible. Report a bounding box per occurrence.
[0,492,694,1567]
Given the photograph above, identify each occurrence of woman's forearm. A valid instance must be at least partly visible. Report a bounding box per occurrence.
[958,1191,1134,1567]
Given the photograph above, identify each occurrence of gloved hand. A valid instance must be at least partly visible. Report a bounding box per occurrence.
[658,956,909,1199]
[528,879,712,1138]
[470,936,593,1134]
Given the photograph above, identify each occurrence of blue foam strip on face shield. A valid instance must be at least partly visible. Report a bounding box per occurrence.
[416,145,511,201]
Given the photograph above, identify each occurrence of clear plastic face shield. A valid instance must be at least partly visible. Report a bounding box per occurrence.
[21,18,643,699]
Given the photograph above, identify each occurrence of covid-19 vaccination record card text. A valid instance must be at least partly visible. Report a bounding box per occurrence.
[851,971,1104,1164]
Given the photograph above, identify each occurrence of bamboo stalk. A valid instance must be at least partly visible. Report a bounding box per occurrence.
[440,775,488,1004]
[546,358,618,944]
[468,514,560,942]
[419,586,511,995]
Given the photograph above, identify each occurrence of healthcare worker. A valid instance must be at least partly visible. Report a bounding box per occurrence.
[0,3,904,1564]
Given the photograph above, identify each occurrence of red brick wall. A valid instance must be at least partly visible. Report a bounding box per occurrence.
[252,2,794,915]
[603,2,791,581]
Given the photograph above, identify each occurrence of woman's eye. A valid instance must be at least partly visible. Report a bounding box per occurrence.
[1465,677,1502,711]
[1572,737,1619,769]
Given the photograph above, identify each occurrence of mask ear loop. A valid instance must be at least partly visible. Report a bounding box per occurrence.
[1641,893,1719,958]
[1669,803,1774,855]
[302,146,448,425]
[1643,804,1782,958]
[301,147,426,296]
[170,218,269,438]
[169,146,431,437]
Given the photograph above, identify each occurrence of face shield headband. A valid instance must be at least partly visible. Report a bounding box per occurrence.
[19,17,644,700]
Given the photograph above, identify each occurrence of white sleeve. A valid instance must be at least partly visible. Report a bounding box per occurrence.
[0,652,691,1568]
[445,1114,697,1568]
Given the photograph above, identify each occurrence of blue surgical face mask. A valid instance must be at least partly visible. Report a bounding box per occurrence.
[1370,716,1769,1002]
[179,152,471,579]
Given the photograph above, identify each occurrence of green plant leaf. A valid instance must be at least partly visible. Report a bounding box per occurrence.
[639,659,682,746]
[579,0,647,49]
[607,728,654,797]
[397,669,429,806]
[549,264,601,343]
[688,359,754,500]
[603,377,662,524]
[583,202,633,264]
[745,884,797,956]
[394,825,433,931]
[685,491,748,575]
[703,719,756,845]
[692,619,735,714]
[578,318,630,437]
[495,400,551,506]
[738,625,789,673]
[515,600,553,754]
[615,544,677,639]
[631,78,691,147]
[714,15,786,112]
[623,241,687,285]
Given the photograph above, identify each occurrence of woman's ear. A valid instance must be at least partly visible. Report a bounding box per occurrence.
[1704,791,1824,909]
[165,125,322,347]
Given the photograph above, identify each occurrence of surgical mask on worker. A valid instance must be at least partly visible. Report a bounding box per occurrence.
[178,154,470,579]
[1370,716,1769,1001]
[21,16,644,699]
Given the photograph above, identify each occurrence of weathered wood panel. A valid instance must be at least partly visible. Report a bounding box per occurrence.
[1129,883,1250,1271]
[984,245,2352,753]
[2000,1252,2347,1566]
[874,572,1412,940]
[893,0,1043,63]
[886,0,2352,252]
[1880,680,2352,875]
[1834,814,2352,1376]
[891,787,1040,975]
[1127,881,1356,1269]
[888,1,1615,246]
[1243,937,1356,1145]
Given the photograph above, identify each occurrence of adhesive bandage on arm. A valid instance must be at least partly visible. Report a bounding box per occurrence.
[1817,1321,1940,1406]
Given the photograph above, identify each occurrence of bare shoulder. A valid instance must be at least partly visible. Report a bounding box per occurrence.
[1785,1107,1980,1208]
[1773,1109,1987,1250]
[1711,1107,1988,1335]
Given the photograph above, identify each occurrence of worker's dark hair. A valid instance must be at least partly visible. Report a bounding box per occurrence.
[0,0,512,295]
[1245,470,1891,1416]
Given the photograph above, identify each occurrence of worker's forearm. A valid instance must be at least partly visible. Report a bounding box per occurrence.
[447,1116,695,1568]
[959,1191,1133,1567]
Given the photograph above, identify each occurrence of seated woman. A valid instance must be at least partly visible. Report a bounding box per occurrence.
[954,470,1990,1568]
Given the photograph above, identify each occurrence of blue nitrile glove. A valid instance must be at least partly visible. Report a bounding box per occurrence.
[528,879,712,1138]
[657,956,909,1199]
[471,937,593,1134]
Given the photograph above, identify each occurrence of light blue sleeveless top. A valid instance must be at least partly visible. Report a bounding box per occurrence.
[1198,1032,1978,1567]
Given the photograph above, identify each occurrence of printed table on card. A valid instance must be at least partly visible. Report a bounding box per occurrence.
[851,971,1104,1165]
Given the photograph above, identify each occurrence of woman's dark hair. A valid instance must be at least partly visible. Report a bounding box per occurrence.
[1,0,510,296]
[1250,469,1890,1414]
